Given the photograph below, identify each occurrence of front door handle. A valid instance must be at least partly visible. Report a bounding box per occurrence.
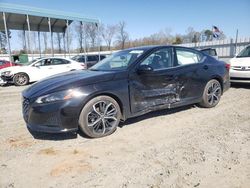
[165,75,174,81]
[203,65,209,70]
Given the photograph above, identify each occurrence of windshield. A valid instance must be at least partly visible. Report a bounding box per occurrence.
[71,55,80,61]
[237,46,250,58]
[90,49,145,71]
[25,58,41,66]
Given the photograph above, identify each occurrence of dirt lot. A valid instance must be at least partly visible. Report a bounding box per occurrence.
[0,84,250,188]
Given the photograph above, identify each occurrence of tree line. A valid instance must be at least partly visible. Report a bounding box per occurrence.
[1,21,226,54]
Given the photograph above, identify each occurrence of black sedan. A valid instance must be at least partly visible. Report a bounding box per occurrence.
[22,46,230,138]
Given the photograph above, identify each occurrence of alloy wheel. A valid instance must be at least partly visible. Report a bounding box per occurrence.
[206,81,221,105]
[87,100,118,135]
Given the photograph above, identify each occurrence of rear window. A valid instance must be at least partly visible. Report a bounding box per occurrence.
[201,49,217,56]
[237,46,250,58]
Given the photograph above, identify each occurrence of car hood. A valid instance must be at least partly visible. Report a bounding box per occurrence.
[0,65,26,74]
[230,57,250,66]
[23,70,116,98]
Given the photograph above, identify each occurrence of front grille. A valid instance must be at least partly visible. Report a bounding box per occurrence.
[22,97,30,122]
[230,77,250,81]
[231,66,250,71]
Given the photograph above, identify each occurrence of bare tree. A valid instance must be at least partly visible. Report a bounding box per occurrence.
[184,27,196,43]
[0,30,11,54]
[65,26,73,53]
[42,32,48,53]
[55,33,63,53]
[31,31,37,53]
[17,30,27,51]
[85,23,98,47]
[116,21,129,49]
[101,24,117,51]
[75,22,84,53]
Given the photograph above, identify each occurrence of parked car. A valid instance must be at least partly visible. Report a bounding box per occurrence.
[22,46,230,138]
[1,57,84,86]
[71,54,106,68]
[0,60,19,85]
[199,48,218,59]
[0,59,18,69]
[229,45,250,83]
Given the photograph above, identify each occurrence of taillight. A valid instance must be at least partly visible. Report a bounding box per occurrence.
[81,63,86,69]
[225,63,230,71]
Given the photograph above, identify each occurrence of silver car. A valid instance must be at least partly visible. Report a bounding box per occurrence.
[229,45,250,83]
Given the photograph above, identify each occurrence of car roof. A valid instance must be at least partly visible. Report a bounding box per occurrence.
[124,45,199,51]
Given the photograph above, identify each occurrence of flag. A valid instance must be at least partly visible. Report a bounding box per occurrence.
[213,26,221,38]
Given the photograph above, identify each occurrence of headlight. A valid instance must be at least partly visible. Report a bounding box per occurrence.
[35,89,85,104]
[1,71,12,76]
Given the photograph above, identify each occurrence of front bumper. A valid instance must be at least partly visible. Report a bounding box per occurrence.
[0,77,7,85]
[230,69,250,83]
[1,75,13,83]
[22,97,83,133]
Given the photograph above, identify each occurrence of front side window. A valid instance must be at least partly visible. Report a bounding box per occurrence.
[176,48,203,65]
[237,46,250,58]
[0,61,4,65]
[33,59,50,66]
[91,49,145,71]
[140,48,173,70]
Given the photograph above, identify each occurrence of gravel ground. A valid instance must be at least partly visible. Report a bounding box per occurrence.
[0,84,250,188]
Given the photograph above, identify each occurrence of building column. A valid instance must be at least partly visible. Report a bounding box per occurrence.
[26,14,34,60]
[2,12,12,64]
[66,20,70,57]
[48,17,54,56]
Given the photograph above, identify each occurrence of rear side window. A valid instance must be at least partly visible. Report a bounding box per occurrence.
[0,61,4,65]
[87,56,98,61]
[176,48,203,65]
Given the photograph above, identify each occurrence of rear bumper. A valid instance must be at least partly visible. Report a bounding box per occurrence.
[223,79,230,92]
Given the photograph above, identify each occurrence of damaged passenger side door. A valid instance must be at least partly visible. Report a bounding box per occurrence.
[129,47,206,114]
[129,47,181,114]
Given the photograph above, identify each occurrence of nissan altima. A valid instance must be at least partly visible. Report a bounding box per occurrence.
[22,46,230,138]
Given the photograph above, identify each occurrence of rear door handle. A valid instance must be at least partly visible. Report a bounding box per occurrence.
[165,75,174,81]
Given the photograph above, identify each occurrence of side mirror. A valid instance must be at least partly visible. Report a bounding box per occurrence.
[137,65,153,74]
[33,64,40,68]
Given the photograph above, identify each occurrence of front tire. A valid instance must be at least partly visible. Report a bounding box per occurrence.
[13,73,29,86]
[79,96,121,138]
[199,79,222,108]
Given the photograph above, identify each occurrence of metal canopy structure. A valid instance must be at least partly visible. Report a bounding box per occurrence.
[0,3,99,61]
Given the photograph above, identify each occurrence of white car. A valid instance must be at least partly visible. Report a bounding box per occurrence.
[0,57,85,86]
[229,45,250,83]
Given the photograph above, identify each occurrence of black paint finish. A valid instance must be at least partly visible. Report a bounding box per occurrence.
[22,46,230,133]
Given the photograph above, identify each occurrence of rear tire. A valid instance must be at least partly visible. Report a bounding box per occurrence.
[13,73,29,86]
[79,96,121,138]
[199,79,222,108]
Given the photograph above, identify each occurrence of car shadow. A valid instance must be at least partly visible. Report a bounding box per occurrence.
[29,104,196,140]
[119,104,196,127]
[230,83,250,89]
